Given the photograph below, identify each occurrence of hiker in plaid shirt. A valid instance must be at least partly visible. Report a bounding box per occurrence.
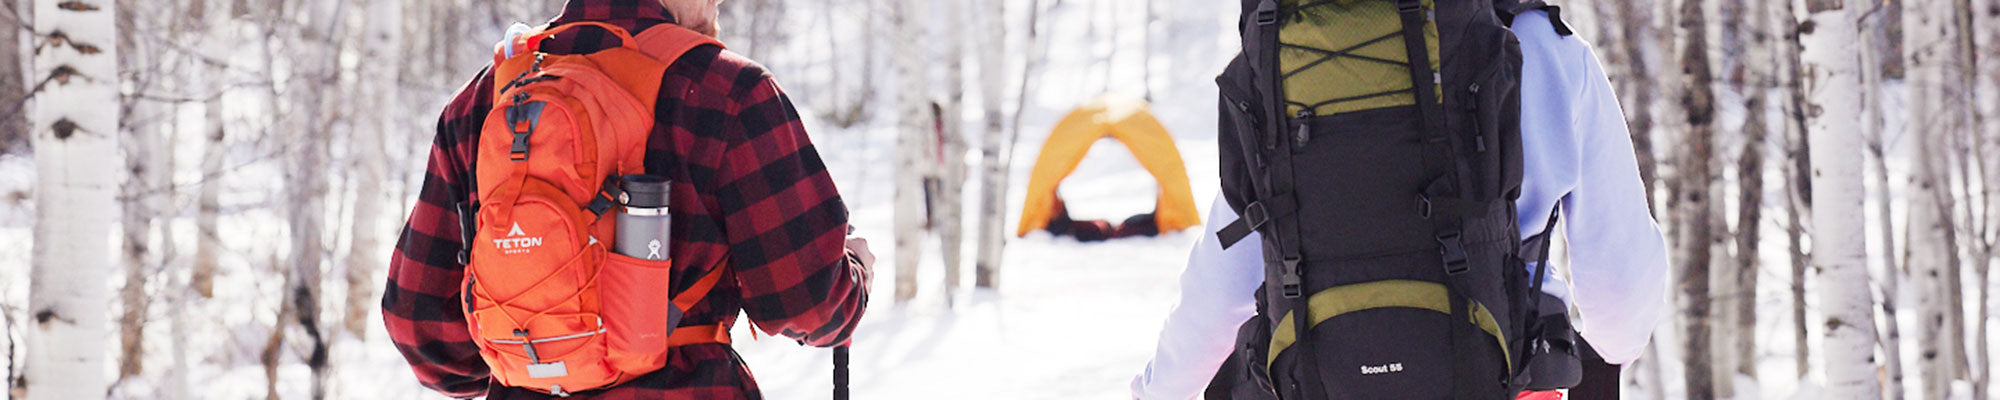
[381,0,875,398]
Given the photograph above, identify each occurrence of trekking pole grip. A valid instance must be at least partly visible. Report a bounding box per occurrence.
[833,345,850,400]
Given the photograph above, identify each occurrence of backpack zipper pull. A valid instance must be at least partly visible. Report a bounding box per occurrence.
[1467,83,1488,153]
[1293,109,1314,148]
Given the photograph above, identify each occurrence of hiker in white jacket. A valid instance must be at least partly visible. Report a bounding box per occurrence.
[1131,8,1670,399]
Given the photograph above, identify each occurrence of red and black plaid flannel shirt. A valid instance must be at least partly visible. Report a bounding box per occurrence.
[381,1,869,398]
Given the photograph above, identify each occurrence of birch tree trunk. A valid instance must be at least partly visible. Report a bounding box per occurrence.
[1801,0,1883,398]
[1860,0,1906,394]
[1945,0,1983,393]
[111,0,171,380]
[1731,0,1771,378]
[936,0,967,306]
[24,0,118,398]
[0,0,24,153]
[1613,0,1659,209]
[192,4,226,299]
[1903,0,1969,395]
[1972,2,2000,396]
[344,0,398,339]
[1778,0,1820,382]
[973,0,1009,290]
[1674,0,1719,397]
[892,0,931,304]
[278,0,339,396]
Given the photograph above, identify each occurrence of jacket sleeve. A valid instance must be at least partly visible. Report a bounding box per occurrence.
[1132,194,1267,400]
[381,70,493,398]
[715,70,869,347]
[1518,11,1671,365]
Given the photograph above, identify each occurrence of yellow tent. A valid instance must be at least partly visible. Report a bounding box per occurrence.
[1016,96,1201,237]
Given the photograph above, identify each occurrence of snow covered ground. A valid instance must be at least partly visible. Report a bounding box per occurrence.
[1,0,1966,399]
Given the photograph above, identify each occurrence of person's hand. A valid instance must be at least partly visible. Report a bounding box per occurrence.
[845,236,876,271]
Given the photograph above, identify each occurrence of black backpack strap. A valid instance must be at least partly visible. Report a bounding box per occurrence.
[1236,0,1320,396]
[1494,0,1573,36]
[1523,203,1563,355]
[1394,0,1487,393]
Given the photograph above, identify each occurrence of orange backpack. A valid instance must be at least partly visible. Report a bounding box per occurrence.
[463,22,726,396]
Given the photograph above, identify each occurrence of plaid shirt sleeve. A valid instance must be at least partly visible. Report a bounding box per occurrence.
[711,62,870,348]
[382,68,494,399]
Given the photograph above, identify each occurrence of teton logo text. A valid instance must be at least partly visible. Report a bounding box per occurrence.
[494,222,543,255]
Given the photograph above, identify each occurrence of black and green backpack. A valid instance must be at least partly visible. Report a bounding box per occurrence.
[1208,0,1576,398]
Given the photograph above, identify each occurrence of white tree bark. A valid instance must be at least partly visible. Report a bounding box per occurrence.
[892,0,931,304]
[0,0,24,152]
[24,0,118,398]
[1801,0,1883,398]
[972,0,1009,291]
[113,0,164,380]
[1860,0,1905,393]
[192,6,225,299]
[276,1,339,397]
[935,0,967,307]
[1902,0,1969,396]
[343,0,398,339]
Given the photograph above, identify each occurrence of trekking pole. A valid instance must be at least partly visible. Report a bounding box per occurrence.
[836,222,854,400]
[833,345,850,400]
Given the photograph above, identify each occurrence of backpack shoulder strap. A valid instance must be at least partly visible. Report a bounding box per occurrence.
[1494,0,1573,36]
[634,24,725,65]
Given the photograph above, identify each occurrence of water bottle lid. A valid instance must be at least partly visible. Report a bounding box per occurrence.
[620,174,671,208]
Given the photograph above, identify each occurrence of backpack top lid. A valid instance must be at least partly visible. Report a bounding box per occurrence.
[1274,0,1441,117]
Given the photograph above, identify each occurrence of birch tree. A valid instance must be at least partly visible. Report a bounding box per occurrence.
[1801,0,1883,397]
[973,0,1009,290]
[1972,1,2000,396]
[24,0,118,398]
[1728,0,1774,383]
[0,0,24,153]
[892,0,930,303]
[272,0,340,396]
[191,0,226,299]
[936,0,967,305]
[343,0,398,339]
[1902,0,1971,395]
[1612,0,1659,203]
[1857,0,1906,394]
[1673,0,1719,396]
[113,0,167,380]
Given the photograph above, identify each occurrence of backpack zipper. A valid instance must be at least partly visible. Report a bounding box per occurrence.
[1467,82,1488,153]
[1293,109,1314,149]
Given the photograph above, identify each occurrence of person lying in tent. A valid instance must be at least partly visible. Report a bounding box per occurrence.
[1131,1,1667,399]
[381,0,874,398]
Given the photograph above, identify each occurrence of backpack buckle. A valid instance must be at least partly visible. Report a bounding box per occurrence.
[1280,257,1303,298]
[1243,201,1271,231]
[1253,0,1278,25]
[1437,233,1469,275]
[1395,0,1424,13]
[506,100,547,162]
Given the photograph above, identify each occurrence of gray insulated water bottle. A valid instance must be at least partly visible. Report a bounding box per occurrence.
[615,175,672,261]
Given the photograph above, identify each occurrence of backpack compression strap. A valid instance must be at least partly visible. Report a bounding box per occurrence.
[665,264,734,346]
